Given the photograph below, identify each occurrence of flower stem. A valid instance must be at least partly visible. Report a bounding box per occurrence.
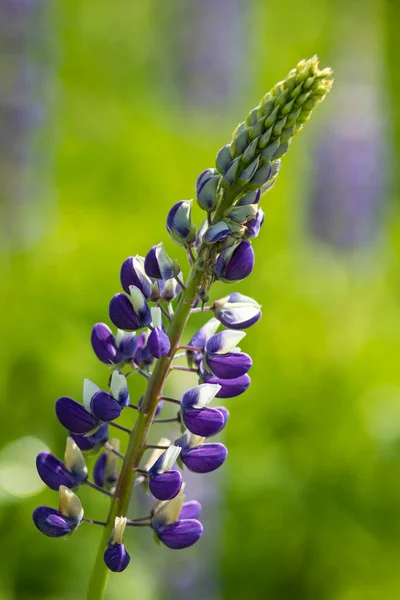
[86,254,205,600]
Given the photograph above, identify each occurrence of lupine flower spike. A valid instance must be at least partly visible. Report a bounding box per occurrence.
[32,57,333,597]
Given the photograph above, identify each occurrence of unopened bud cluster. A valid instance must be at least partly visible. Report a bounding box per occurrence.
[32,57,332,585]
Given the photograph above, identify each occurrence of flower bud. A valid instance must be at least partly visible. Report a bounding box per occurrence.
[236,190,261,206]
[90,391,122,422]
[161,278,181,301]
[224,203,258,224]
[55,396,99,435]
[213,292,261,329]
[203,221,231,244]
[33,505,77,538]
[91,323,118,364]
[144,243,180,280]
[109,288,151,331]
[204,351,252,379]
[181,442,228,474]
[245,208,264,239]
[120,255,153,299]
[104,517,130,572]
[36,452,80,491]
[196,169,220,211]
[148,446,182,501]
[167,200,196,246]
[216,144,233,175]
[147,307,170,358]
[215,240,255,283]
[248,162,272,189]
[153,518,203,550]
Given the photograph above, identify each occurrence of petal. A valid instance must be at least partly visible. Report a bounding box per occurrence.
[109,293,141,331]
[179,501,202,520]
[120,255,152,298]
[181,443,227,473]
[202,374,251,398]
[36,452,78,491]
[55,397,99,434]
[149,470,182,501]
[104,543,130,572]
[91,323,117,364]
[90,391,122,422]
[33,506,74,538]
[70,424,109,452]
[183,407,225,437]
[205,330,246,354]
[156,519,203,549]
[206,352,252,379]
[147,327,171,359]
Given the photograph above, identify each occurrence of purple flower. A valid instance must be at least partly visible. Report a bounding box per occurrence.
[167,200,196,246]
[33,486,83,538]
[181,443,227,473]
[213,292,261,329]
[109,287,151,331]
[149,470,183,501]
[104,543,130,572]
[147,306,171,358]
[120,255,153,298]
[155,519,203,549]
[147,327,171,358]
[148,446,182,501]
[33,506,77,538]
[180,384,225,437]
[90,391,122,422]
[245,208,264,239]
[205,351,252,379]
[200,372,251,398]
[182,407,225,437]
[55,397,99,435]
[186,318,220,367]
[215,240,255,282]
[144,243,180,280]
[70,424,109,453]
[91,323,118,364]
[36,452,82,491]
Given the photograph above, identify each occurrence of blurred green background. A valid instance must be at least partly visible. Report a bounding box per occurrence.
[1,0,400,598]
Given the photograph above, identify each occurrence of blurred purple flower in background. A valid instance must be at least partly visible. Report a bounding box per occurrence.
[0,0,52,250]
[308,33,391,250]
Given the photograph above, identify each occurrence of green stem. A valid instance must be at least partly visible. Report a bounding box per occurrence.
[86,256,204,600]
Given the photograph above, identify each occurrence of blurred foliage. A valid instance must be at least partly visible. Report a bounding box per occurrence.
[1,0,400,598]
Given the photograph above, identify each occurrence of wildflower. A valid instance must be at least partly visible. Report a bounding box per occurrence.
[91,323,137,365]
[104,517,130,572]
[213,292,261,329]
[215,240,255,283]
[166,200,196,246]
[33,486,83,538]
[148,445,182,501]
[120,255,153,298]
[176,431,228,473]
[180,384,225,437]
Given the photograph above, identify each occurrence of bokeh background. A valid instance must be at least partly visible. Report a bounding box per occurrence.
[1,0,400,598]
